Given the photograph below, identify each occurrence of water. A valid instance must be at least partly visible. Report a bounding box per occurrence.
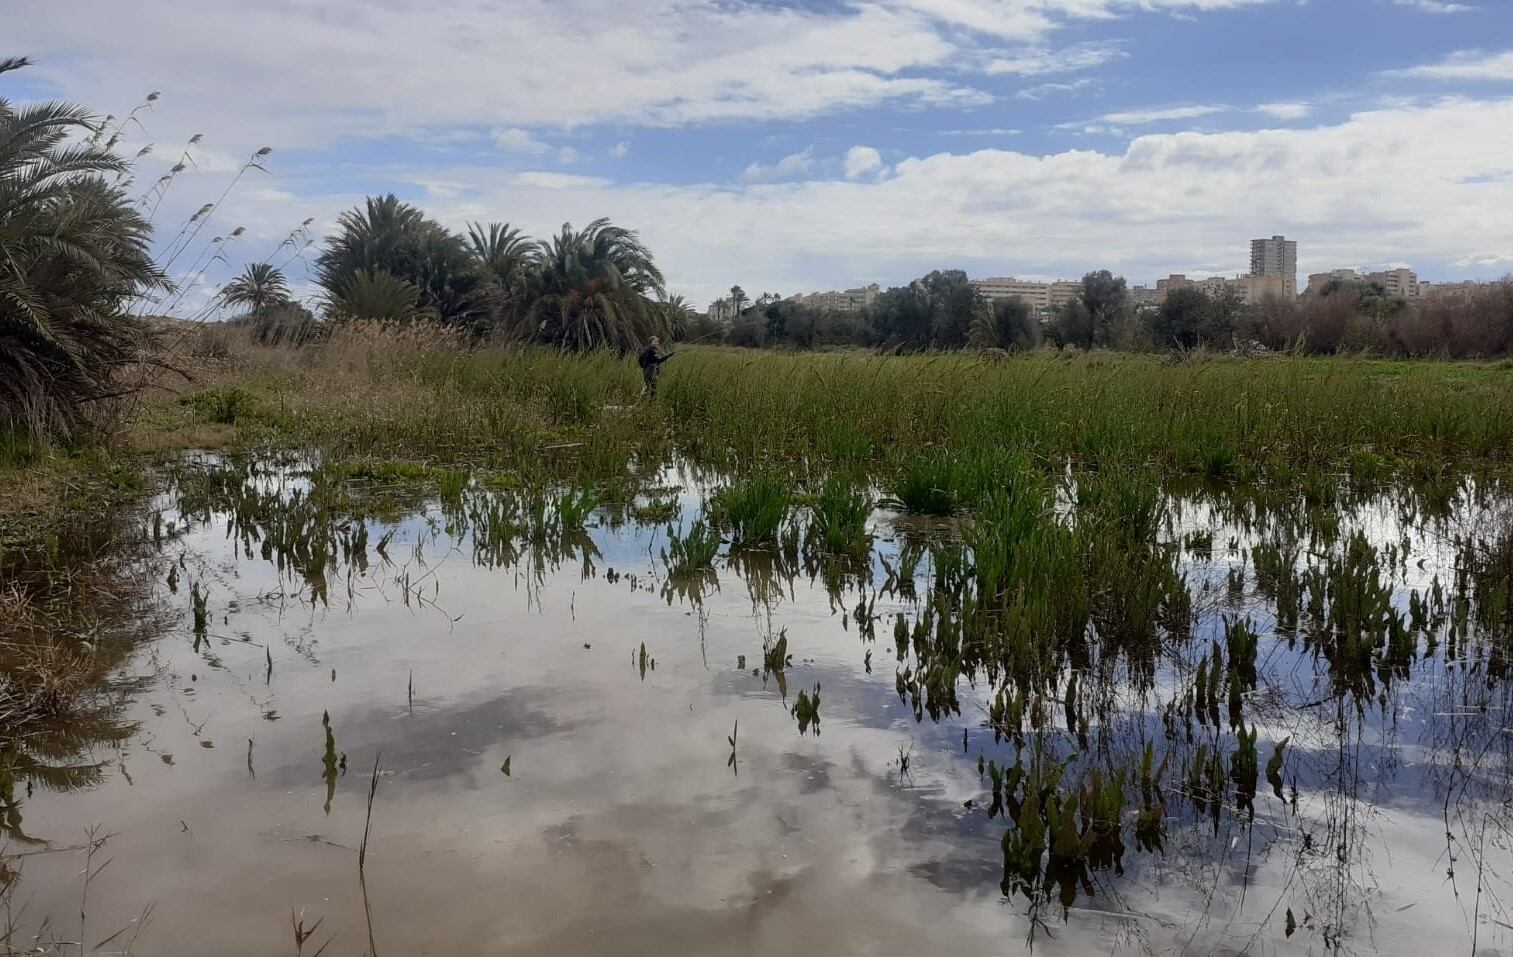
[5,453,1512,956]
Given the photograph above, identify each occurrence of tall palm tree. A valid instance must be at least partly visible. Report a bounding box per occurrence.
[466,222,537,331]
[220,263,289,315]
[0,57,168,438]
[520,219,667,352]
[660,294,696,340]
[316,194,476,325]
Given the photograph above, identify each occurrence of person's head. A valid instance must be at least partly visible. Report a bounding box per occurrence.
[650,337,661,347]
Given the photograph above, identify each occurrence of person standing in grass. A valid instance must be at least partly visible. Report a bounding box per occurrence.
[638,336,672,397]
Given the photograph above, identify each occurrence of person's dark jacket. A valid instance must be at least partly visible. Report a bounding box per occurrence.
[638,346,671,369]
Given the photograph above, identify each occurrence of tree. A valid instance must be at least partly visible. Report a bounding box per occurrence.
[466,222,536,324]
[0,57,169,438]
[329,270,426,323]
[1048,299,1095,350]
[1150,287,1237,350]
[520,218,668,352]
[1077,269,1129,349]
[316,194,478,326]
[923,270,981,349]
[220,263,290,316]
[729,285,749,316]
[869,270,982,350]
[661,294,697,340]
[762,299,818,348]
[969,297,1040,352]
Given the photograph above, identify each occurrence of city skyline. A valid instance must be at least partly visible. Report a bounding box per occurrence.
[7,1,1512,309]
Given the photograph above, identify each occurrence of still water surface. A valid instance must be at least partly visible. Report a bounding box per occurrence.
[9,454,1512,956]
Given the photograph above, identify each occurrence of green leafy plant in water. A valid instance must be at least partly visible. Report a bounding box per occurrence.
[807,478,872,559]
[709,474,791,546]
[436,468,470,502]
[555,485,599,531]
[662,519,720,577]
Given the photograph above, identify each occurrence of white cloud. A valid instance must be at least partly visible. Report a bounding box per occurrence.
[981,42,1126,76]
[1257,101,1312,119]
[1083,104,1229,126]
[608,142,629,159]
[1393,1,1474,12]
[492,127,552,155]
[558,146,582,164]
[743,148,816,182]
[1017,77,1099,100]
[844,146,884,178]
[1392,50,1513,81]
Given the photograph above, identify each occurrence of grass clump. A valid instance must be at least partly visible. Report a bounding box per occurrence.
[709,474,792,546]
[662,519,720,577]
[807,479,872,559]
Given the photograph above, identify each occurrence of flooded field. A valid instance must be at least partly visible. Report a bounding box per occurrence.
[4,451,1512,956]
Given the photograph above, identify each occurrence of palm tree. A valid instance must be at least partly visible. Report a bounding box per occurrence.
[0,57,168,438]
[466,222,537,331]
[519,219,667,352]
[660,294,696,340]
[220,263,289,315]
[315,194,476,325]
[329,269,427,323]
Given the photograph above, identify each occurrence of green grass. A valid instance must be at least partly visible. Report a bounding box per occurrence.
[709,474,793,546]
[155,338,1513,498]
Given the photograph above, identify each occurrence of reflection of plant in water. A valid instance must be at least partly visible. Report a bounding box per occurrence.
[320,710,341,815]
[762,629,791,699]
[792,683,820,736]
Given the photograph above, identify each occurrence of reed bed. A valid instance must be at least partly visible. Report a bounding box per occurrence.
[150,327,1513,496]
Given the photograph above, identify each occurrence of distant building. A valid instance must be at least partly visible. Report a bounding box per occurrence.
[1048,281,1082,309]
[1305,269,1359,296]
[706,297,739,323]
[791,283,879,312]
[972,277,1052,310]
[1424,280,1493,300]
[1250,235,1298,296]
[1306,267,1425,298]
[1155,274,1189,301]
[1130,284,1158,306]
[970,276,1082,313]
[1365,268,1422,299]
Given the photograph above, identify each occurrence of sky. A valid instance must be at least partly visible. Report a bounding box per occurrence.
[7,0,1513,311]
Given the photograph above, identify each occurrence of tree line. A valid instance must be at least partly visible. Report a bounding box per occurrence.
[708,269,1513,359]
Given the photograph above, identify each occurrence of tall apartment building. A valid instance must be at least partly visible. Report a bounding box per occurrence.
[1250,235,1298,296]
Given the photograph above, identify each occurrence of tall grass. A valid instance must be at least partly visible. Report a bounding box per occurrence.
[708,474,793,546]
[161,333,1513,494]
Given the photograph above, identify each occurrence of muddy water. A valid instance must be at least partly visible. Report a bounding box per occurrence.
[7,455,1513,956]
